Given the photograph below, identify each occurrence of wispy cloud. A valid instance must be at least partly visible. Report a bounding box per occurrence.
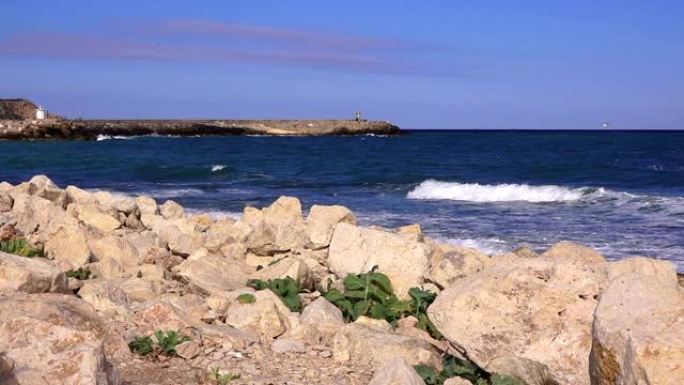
[0,19,466,76]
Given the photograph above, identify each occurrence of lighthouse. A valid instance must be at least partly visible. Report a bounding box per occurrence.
[35,106,47,120]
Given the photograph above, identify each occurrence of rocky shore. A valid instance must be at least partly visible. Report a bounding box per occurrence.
[0,176,682,385]
[0,119,400,140]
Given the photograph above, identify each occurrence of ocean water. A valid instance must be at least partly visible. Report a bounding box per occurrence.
[1,130,683,270]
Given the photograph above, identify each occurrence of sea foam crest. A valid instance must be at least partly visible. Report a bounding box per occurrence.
[407,180,604,203]
[211,164,227,172]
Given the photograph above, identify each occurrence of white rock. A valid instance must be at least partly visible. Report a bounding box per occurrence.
[305,204,356,249]
[369,356,427,385]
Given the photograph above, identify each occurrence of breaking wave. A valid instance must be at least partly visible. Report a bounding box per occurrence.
[407,180,610,203]
[96,135,134,141]
[211,164,227,172]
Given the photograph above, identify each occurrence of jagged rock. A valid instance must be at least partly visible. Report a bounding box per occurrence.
[513,246,539,258]
[88,257,125,280]
[88,234,141,269]
[124,212,145,230]
[78,279,132,316]
[332,322,442,370]
[0,292,120,385]
[135,196,158,216]
[159,200,185,219]
[160,224,205,256]
[255,256,314,290]
[204,219,242,252]
[428,256,606,385]
[369,356,427,385]
[244,196,308,255]
[11,194,63,241]
[176,341,201,359]
[65,185,96,206]
[305,204,356,249]
[396,224,424,242]
[187,213,214,232]
[67,277,83,291]
[0,251,69,293]
[221,242,248,259]
[590,257,684,385]
[329,223,431,300]
[0,190,12,212]
[291,297,344,344]
[175,249,254,294]
[224,289,299,339]
[75,204,121,232]
[540,240,606,264]
[13,175,66,207]
[44,215,91,268]
[428,243,492,288]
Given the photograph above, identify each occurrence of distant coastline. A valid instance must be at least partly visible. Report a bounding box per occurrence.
[0,99,400,140]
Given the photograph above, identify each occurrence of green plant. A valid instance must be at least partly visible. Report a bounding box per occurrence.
[247,276,303,312]
[65,267,91,280]
[128,330,190,357]
[415,356,524,385]
[408,287,442,339]
[209,367,240,385]
[154,330,190,356]
[236,293,256,304]
[0,238,44,258]
[128,335,154,356]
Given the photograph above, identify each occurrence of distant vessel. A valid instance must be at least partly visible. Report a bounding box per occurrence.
[601,122,610,128]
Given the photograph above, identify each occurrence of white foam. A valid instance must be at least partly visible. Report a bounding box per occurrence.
[407,180,607,203]
[211,164,227,172]
[185,208,242,220]
[96,135,133,141]
[432,236,511,255]
[144,188,205,198]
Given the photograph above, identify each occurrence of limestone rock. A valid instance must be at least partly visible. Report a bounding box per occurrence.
[541,240,606,264]
[11,194,62,240]
[332,322,441,370]
[44,215,91,268]
[443,378,472,385]
[0,190,12,212]
[369,356,427,385]
[135,196,158,216]
[159,200,185,219]
[305,204,356,249]
[396,224,424,242]
[0,292,120,385]
[224,289,299,339]
[15,175,66,206]
[78,279,132,316]
[75,204,121,232]
[428,256,606,385]
[292,297,345,344]
[513,246,539,258]
[245,196,308,255]
[204,219,241,252]
[88,234,140,269]
[0,251,69,293]
[271,339,306,354]
[66,185,95,206]
[429,244,492,288]
[175,249,254,295]
[589,258,684,385]
[160,224,205,256]
[176,341,202,359]
[255,256,314,290]
[329,223,431,300]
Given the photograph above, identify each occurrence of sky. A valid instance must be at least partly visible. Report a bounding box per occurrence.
[1,1,682,129]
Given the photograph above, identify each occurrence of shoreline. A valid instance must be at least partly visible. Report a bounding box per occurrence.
[0,175,682,385]
[0,118,400,140]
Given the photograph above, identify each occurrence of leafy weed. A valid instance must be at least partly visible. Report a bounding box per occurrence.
[247,276,303,312]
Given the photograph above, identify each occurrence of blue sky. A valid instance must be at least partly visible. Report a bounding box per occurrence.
[1,1,682,129]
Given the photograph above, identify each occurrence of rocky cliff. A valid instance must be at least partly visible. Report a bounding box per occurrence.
[0,98,38,120]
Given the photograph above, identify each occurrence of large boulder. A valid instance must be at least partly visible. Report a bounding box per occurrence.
[305,204,356,249]
[541,241,606,264]
[332,322,442,370]
[0,292,120,384]
[224,289,299,338]
[87,234,141,270]
[329,223,432,300]
[44,215,91,268]
[11,194,63,241]
[291,297,345,344]
[0,251,69,293]
[73,204,121,232]
[428,255,606,385]
[159,200,184,220]
[244,196,308,255]
[174,249,254,295]
[369,356,427,385]
[13,175,66,207]
[589,258,684,385]
[428,243,493,288]
[0,189,12,212]
[135,196,158,216]
[204,219,246,252]
[158,223,205,256]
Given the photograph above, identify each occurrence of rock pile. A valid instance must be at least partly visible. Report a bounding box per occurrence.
[0,175,681,385]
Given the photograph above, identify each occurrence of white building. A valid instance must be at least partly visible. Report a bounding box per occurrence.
[35,106,47,120]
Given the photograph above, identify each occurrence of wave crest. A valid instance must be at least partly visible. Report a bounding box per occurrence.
[407,180,605,203]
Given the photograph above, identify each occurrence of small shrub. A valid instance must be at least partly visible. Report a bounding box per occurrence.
[236,293,256,304]
[65,267,91,280]
[209,367,240,385]
[128,330,190,358]
[0,238,44,258]
[128,335,154,356]
[246,277,303,312]
[415,356,524,385]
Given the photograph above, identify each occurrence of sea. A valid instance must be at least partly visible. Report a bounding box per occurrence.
[1,130,683,271]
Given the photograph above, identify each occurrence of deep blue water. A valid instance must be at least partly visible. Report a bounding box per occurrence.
[1,130,683,270]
